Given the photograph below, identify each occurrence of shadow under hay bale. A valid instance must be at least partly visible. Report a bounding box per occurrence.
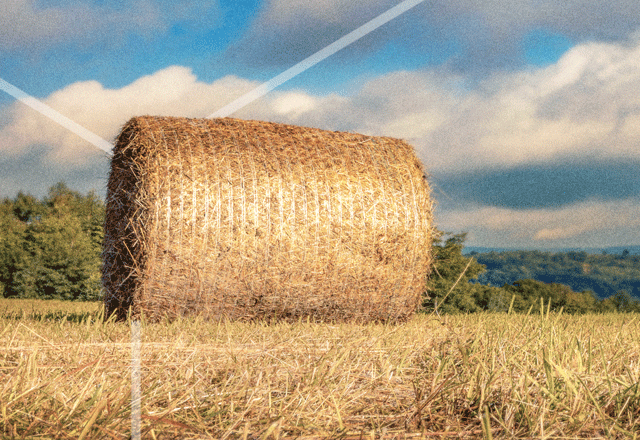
[102,116,434,322]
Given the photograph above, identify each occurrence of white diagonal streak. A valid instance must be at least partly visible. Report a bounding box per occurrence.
[0,77,113,154]
[131,320,142,440]
[208,0,427,118]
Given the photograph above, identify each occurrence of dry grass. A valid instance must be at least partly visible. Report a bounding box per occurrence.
[1,298,639,439]
[103,116,434,322]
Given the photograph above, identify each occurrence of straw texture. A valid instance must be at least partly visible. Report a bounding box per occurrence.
[102,116,434,322]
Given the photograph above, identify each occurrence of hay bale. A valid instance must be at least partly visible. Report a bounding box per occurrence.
[102,116,434,322]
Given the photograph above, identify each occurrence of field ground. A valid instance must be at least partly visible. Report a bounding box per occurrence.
[1,298,639,439]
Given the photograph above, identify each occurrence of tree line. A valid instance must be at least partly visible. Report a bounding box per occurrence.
[426,233,640,314]
[1,183,639,313]
[472,249,640,299]
[0,183,103,301]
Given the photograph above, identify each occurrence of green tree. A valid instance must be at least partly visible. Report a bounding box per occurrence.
[563,290,599,314]
[502,279,600,314]
[12,192,45,223]
[3,183,104,301]
[469,283,514,312]
[14,208,101,300]
[44,182,104,256]
[600,290,640,313]
[424,232,486,313]
[475,250,640,299]
[0,199,27,297]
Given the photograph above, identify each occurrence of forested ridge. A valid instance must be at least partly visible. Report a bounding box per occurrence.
[472,250,640,299]
[1,183,639,313]
[428,234,640,313]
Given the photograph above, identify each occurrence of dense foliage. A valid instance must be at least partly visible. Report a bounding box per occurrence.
[473,250,640,299]
[425,232,640,314]
[0,183,103,301]
[1,182,638,313]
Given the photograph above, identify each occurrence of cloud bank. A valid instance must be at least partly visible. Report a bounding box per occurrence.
[0,0,221,52]
[233,0,640,71]
[437,198,640,248]
[2,33,640,247]
[0,66,256,164]
[3,35,640,169]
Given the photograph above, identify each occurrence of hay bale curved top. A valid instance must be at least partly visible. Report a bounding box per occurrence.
[102,116,434,322]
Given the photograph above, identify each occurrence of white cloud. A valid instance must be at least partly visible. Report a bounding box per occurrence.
[238,0,640,70]
[229,0,400,67]
[255,0,640,39]
[0,0,220,51]
[260,0,380,27]
[3,32,640,171]
[271,92,318,118]
[0,66,257,164]
[2,54,640,247]
[4,34,640,171]
[440,0,640,40]
[436,198,640,248]
[231,37,640,173]
[0,0,151,50]
[347,37,640,172]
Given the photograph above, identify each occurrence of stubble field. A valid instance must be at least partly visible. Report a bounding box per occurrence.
[1,298,639,439]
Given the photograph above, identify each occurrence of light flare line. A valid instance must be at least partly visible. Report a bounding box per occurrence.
[131,320,141,440]
[208,0,427,118]
[0,77,113,153]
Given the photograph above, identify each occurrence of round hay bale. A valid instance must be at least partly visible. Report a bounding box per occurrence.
[102,116,434,322]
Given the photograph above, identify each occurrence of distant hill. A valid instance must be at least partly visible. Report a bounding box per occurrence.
[464,246,640,256]
[468,249,640,299]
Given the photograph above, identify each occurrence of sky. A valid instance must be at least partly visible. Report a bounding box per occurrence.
[1,0,640,250]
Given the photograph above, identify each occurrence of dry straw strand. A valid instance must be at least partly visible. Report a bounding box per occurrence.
[102,116,434,322]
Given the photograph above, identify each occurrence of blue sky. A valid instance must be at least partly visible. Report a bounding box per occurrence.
[1,0,640,249]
